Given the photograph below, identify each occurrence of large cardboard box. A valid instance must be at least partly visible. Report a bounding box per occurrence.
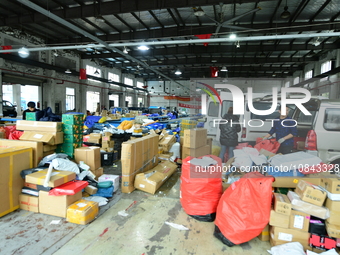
[0,139,43,167]
[270,226,311,246]
[269,210,290,228]
[134,161,178,194]
[183,129,207,149]
[182,145,210,159]
[16,120,62,132]
[87,133,102,144]
[90,167,103,180]
[327,211,340,225]
[43,144,57,152]
[121,134,159,193]
[295,180,327,206]
[272,177,321,188]
[320,176,340,194]
[289,210,310,232]
[325,198,340,212]
[257,225,270,241]
[39,190,82,218]
[25,169,76,187]
[19,194,39,212]
[273,193,292,215]
[159,135,176,152]
[74,147,101,170]
[20,131,64,145]
[270,236,310,251]
[0,147,33,217]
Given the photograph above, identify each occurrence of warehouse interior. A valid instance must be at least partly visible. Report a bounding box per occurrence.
[1,1,340,255]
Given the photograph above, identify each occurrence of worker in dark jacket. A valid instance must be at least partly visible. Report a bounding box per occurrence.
[219,107,241,162]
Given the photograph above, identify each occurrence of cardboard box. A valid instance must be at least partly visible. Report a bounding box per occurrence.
[270,236,310,251]
[272,177,321,188]
[66,199,99,225]
[0,132,5,138]
[320,177,340,194]
[20,131,63,145]
[326,223,340,239]
[0,139,42,167]
[134,161,178,194]
[84,185,98,195]
[98,174,120,192]
[257,225,270,241]
[90,167,103,180]
[0,147,32,217]
[19,194,39,212]
[25,169,76,187]
[43,144,57,152]
[295,180,327,206]
[325,198,340,212]
[183,129,207,149]
[206,137,213,154]
[16,120,62,132]
[74,147,101,170]
[327,211,340,225]
[270,226,311,245]
[158,153,173,161]
[270,210,290,228]
[159,135,176,152]
[182,145,210,159]
[289,210,310,232]
[39,190,82,218]
[121,134,159,193]
[273,193,292,215]
[43,150,55,157]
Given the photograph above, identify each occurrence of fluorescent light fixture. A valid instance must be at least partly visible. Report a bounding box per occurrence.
[229,34,237,40]
[65,69,72,74]
[123,47,128,54]
[138,45,149,50]
[175,69,182,75]
[18,47,29,58]
[221,66,228,72]
[95,16,105,22]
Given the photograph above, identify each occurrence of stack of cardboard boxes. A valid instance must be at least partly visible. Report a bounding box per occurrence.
[158,132,176,161]
[179,119,197,137]
[17,120,63,158]
[182,128,211,159]
[56,114,84,158]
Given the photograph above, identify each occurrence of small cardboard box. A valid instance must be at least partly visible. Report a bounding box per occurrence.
[39,190,82,218]
[257,225,270,241]
[66,199,99,225]
[269,210,290,228]
[84,185,98,195]
[98,174,120,192]
[159,135,176,152]
[74,147,101,171]
[326,222,340,239]
[16,120,62,132]
[295,180,327,206]
[183,129,207,149]
[289,210,310,232]
[158,153,173,161]
[273,193,292,216]
[270,226,311,245]
[62,114,84,125]
[182,145,210,159]
[25,169,76,187]
[325,198,340,212]
[320,177,340,194]
[19,194,39,212]
[134,161,177,194]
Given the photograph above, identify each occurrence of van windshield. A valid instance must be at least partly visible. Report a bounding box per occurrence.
[221,100,233,117]
[324,108,340,131]
[207,101,219,117]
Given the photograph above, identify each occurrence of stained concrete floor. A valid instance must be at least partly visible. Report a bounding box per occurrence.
[0,161,271,255]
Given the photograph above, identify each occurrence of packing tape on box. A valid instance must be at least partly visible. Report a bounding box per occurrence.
[36,171,72,185]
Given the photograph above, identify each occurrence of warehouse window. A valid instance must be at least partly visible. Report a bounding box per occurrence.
[108,72,120,82]
[305,70,313,79]
[320,61,331,82]
[124,77,133,86]
[125,96,132,107]
[109,94,119,108]
[293,77,300,85]
[136,81,144,88]
[66,87,75,111]
[138,97,143,107]
[86,91,100,113]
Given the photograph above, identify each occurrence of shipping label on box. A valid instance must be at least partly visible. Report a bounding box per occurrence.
[269,210,290,228]
[273,193,292,215]
[295,180,327,206]
[289,210,310,232]
[16,120,62,132]
[19,194,39,212]
[25,169,76,187]
[320,177,340,194]
[183,129,207,149]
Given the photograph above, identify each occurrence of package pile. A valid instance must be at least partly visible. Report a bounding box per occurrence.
[56,114,84,158]
[179,119,197,136]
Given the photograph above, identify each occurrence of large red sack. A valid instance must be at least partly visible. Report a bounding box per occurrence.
[254,138,280,153]
[180,155,223,222]
[214,172,274,246]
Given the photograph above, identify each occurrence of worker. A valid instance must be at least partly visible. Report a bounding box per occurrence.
[22,101,39,120]
[262,106,298,154]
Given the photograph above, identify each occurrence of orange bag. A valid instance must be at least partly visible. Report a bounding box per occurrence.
[180,155,223,222]
[214,172,274,246]
[254,138,280,153]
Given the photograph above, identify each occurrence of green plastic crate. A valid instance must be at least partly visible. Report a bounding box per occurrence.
[62,124,83,134]
[62,114,84,125]
[64,134,83,143]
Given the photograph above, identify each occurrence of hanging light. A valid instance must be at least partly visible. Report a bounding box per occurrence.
[123,46,128,54]
[175,69,182,75]
[94,69,100,75]
[280,0,291,19]
[65,69,72,74]
[220,66,228,72]
[236,41,240,48]
[138,45,149,51]
[177,86,180,89]
[194,7,205,17]
[229,33,237,40]
[95,15,105,22]
[18,47,29,58]
[151,86,154,89]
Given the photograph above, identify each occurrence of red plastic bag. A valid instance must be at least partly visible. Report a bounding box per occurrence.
[254,138,280,153]
[180,155,223,221]
[49,180,88,196]
[214,172,274,246]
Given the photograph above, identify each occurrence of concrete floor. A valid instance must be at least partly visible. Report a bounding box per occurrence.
[0,161,271,255]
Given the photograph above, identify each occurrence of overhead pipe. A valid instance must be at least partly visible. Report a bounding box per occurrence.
[15,0,185,89]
